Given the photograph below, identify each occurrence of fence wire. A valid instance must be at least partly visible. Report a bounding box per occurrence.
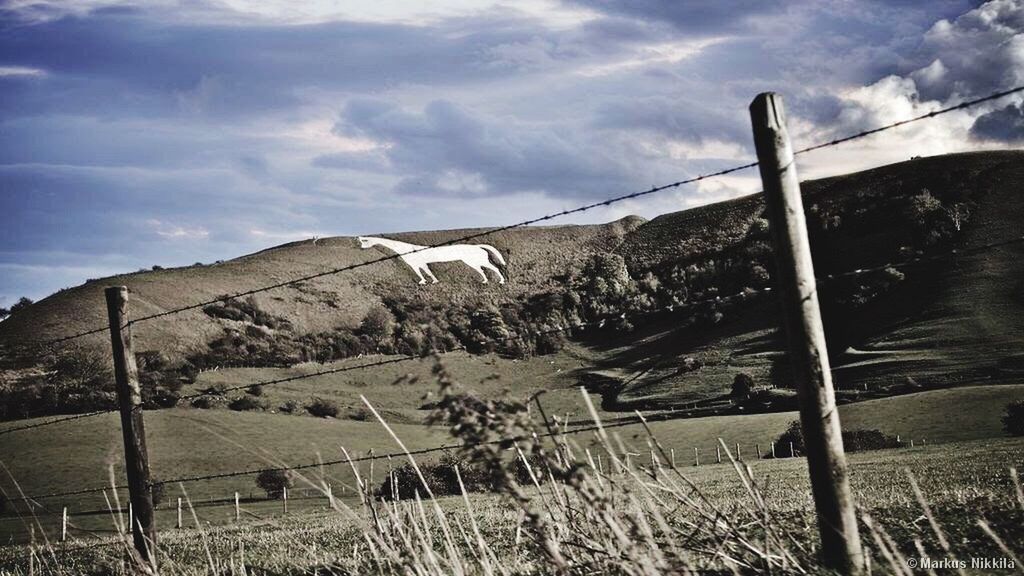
[15,82,1024,351]
[3,231,1024,441]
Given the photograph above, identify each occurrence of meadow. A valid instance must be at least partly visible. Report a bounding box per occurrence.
[1,366,1023,573]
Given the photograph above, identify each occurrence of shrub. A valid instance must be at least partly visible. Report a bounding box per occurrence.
[1003,400,1024,436]
[228,395,265,411]
[306,397,339,418]
[150,482,166,506]
[773,420,805,456]
[731,373,754,400]
[190,395,224,409]
[246,384,264,397]
[361,305,396,350]
[767,420,903,457]
[376,450,539,501]
[279,400,299,414]
[255,469,293,499]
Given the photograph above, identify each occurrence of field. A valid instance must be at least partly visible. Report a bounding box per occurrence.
[1,431,1022,574]
[2,364,1022,549]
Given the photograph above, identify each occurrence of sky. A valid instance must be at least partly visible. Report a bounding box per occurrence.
[2,0,1023,306]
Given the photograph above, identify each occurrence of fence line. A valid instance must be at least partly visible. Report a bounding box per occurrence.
[3,231,1024,439]
[14,82,1024,353]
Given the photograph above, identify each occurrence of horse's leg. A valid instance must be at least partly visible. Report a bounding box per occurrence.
[423,265,440,284]
[472,265,489,283]
[403,256,427,284]
[482,262,506,284]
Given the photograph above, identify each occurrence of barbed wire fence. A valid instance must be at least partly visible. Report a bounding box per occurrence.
[2,84,1024,556]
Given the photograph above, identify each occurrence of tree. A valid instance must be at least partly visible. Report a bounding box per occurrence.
[2,297,34,318]
[731,373,754,400]
[256,469,293,499]
[1003,400,1024,437]
[361,305,396,350]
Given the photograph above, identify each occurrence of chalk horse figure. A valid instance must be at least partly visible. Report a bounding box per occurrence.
[358,236,507,285]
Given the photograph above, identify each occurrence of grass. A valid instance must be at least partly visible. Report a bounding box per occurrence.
[1,424,1021,574]
[2,380,1021,541]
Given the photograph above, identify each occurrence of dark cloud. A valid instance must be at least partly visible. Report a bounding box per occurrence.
[563,0,799,34]
[336,98,639,198]
[970,102,1024,142]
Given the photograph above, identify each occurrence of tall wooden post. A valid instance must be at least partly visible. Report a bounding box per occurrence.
[106,286,157,564]
[750,93,864,574]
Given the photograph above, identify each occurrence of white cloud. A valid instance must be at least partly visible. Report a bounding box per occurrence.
[147,219,210,240]
[0,66,46,77]
[575,38,725,77]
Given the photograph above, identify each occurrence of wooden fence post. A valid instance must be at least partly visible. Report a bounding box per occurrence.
[750,93,864,575]
[716,446,722,464]
[283,486,288,514]
[670,448,676,468]
[106,286,157,565]
[61,507,67,542]
[694,447,699,467]
[176,497,182,529]
[771,442,776,458]
[235,492,240,522]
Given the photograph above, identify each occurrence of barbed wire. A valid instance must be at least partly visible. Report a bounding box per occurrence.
[793,84,1024,156]
[5,230,1024,440]
[19,82,1024,351]
[12,229,1024,500]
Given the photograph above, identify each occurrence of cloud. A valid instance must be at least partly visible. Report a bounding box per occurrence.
[1,0,1021,304]
[335,98,641,198]
[970,102,1024,141]
[0,65,46,77]
[147,219,210,240]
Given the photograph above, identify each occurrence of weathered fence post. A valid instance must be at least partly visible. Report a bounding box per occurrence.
[176,497,182,529]
[61,507,67,542]
[283,486,289,514]
[105,286,157,564]
[670,448,676,468]
[750,93,864,575]
[694,447,699,467]
[716,445,722,464]
[235,492,240,522]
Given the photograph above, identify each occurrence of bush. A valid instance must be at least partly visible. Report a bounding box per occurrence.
[1003,400,1024,436]
[190,395,225,409]
[361,305,396,351]
[228,395,265,411]
[279,399,299,414]
[731,373,754,400]
[150,482,166,506]
[376,450,540,501]
[255,469,293,499]
[773,420,805,456]
[246,384,264,397]
[306,397,339,418]
[767,420,903,458]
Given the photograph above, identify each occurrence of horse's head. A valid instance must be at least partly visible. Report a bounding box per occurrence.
[357,236,376,249]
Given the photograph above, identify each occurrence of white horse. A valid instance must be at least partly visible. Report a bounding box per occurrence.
[358,236,507,285]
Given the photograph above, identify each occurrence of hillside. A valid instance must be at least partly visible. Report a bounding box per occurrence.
[1,151,1023,416]
[0,218,645,359]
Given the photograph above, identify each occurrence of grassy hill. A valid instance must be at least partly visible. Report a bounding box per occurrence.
[1,150,1023,417]
[0,218,645,360]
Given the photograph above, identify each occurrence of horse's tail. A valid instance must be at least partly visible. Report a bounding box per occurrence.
[478,244,506,266]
